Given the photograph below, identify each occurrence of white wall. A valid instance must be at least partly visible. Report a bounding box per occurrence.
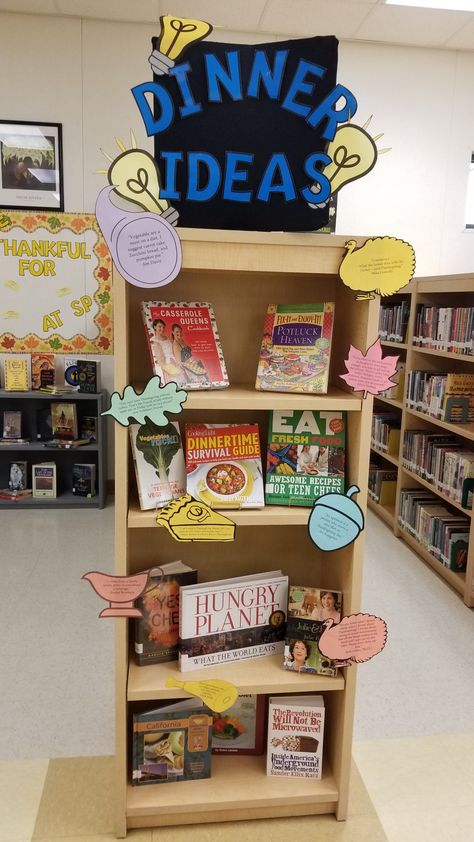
[1,12,473,474]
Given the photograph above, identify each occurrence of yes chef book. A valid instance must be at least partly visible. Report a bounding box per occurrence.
[141,302,228,390]
[256,302,334,394]
[179,571,288,671]
[185,423,264,509]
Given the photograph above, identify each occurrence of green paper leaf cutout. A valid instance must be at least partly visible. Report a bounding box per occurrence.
[101,375,187,427]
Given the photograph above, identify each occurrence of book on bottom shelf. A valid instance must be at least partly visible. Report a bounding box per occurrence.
[265,409,346,506]
[179,570,288,672]
[130,420,185,511]
[255,302,334,394]
[267,695,325,779]
[32,462,57,497]
[9,460,28,492]
[132,699,213,786]
[284,585,342,677]
[72,463,96,497]
[211,694,266,756]
[134,561,198,666]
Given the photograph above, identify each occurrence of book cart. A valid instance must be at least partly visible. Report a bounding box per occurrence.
[0,389,107,508]
[367,275,474,607]
[113,229,378,836]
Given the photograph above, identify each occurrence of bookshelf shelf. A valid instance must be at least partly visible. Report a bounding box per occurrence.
[128,654,345,702]
[369,446,399,466]
[369,275,474,607]
[380,340,408,349]
[114,229,378,835]
[366,497,395,527]
[0,390,106,508]
[374,396,403,410]
[126,757,338,828]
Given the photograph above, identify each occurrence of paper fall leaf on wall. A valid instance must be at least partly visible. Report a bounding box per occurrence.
[340,339,398,399]
[101,376,187,427]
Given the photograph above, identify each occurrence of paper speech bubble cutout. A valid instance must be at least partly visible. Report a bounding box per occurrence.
[157,493,236,542]
[95,185,182,289]
[339,236,415,301]
[318,612,388,666]
[308,485,364,552]
[165,678,238,713]
[82,570,149,618]
[101,376,187,427]
[340,338,399,399]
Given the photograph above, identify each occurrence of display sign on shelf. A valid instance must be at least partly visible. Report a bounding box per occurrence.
[157,493,236,542]
[340,337,399,399]
[338,236,415,299]
[101,376,187,427]
[318,612,388,666]
[82,570,149,618]
[308,485,364,551]
[165,678,238,713]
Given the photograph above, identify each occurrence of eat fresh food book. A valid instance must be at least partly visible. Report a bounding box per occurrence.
[256,303,334,394]
[132,699,212,786]
[267,695,325,779]
[179,570,288,672]
[185,423,264,509]
[129,420,186,510]
[134,562,198,666]
[141,302,228,390]
[284,585,342,677]
[265,409,346,506]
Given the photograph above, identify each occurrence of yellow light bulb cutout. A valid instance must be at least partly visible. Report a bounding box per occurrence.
[149,15,213,75]
[323,124,378,196]
[108,149,168,214]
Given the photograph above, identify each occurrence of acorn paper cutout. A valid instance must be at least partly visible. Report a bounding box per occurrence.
[308,485,364,552]
[339,236,415,300]
[101,376,187,427]
[165,678,238,713]
[318,613,388,667]
[340,338,399,399]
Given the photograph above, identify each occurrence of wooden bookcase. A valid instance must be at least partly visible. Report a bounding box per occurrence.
[368,275,474,607]
[0,389,106,508]
[113,229,378,836]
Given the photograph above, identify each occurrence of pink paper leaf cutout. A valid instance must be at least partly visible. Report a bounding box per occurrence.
[318,613,388,665]
[340,338,399,399]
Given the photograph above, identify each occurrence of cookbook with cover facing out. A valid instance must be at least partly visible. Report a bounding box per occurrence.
[267,695,325,779]
[256,303,334,394]
[179,570,288,672]
[130,420,186,511]
[141,302,228,390]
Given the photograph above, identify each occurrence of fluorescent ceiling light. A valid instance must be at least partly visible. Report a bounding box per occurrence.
[386,1,474,11]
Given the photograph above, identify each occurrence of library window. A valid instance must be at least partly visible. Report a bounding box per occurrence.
[465,153,474,229]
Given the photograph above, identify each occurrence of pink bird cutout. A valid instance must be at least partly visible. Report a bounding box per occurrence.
[318,612,388,667]
[340,338,399,399]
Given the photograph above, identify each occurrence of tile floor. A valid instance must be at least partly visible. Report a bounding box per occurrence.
[0,505,473,841]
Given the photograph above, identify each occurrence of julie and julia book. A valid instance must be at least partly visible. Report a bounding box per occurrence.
[178,570,288,672]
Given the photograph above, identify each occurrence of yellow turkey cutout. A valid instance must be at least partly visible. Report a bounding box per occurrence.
[339,236,415,301]
[165,678,238,713]
[156,493,236,542]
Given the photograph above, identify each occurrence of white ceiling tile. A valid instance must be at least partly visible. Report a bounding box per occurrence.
[355,5,472,46]
[55,0,159,22]
[259,0,373,38]
[444,18,474,48]
[157,0,267,32]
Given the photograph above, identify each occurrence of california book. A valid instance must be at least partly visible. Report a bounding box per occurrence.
[185,422,264,509]
[129,420,186,510]
[255,302,334,393]
[141,302,228,390]
[266,695,325,780]
[132,699,212,786]
[179,571,288,672]
[265,409,346,506]
[134,562,198,666]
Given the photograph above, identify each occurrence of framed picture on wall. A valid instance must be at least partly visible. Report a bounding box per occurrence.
[0,120,63,211]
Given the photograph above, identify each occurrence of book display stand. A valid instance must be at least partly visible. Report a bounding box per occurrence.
[0,389,106,508]
[114,229,378,835]
[368,275,474,606]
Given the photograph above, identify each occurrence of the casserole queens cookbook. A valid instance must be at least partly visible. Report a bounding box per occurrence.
[141,302,229,390]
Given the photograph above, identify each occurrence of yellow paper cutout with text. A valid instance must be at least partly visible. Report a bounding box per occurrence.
[339,236,415,300]
[156,493,236,542]
[166,678,238,713]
